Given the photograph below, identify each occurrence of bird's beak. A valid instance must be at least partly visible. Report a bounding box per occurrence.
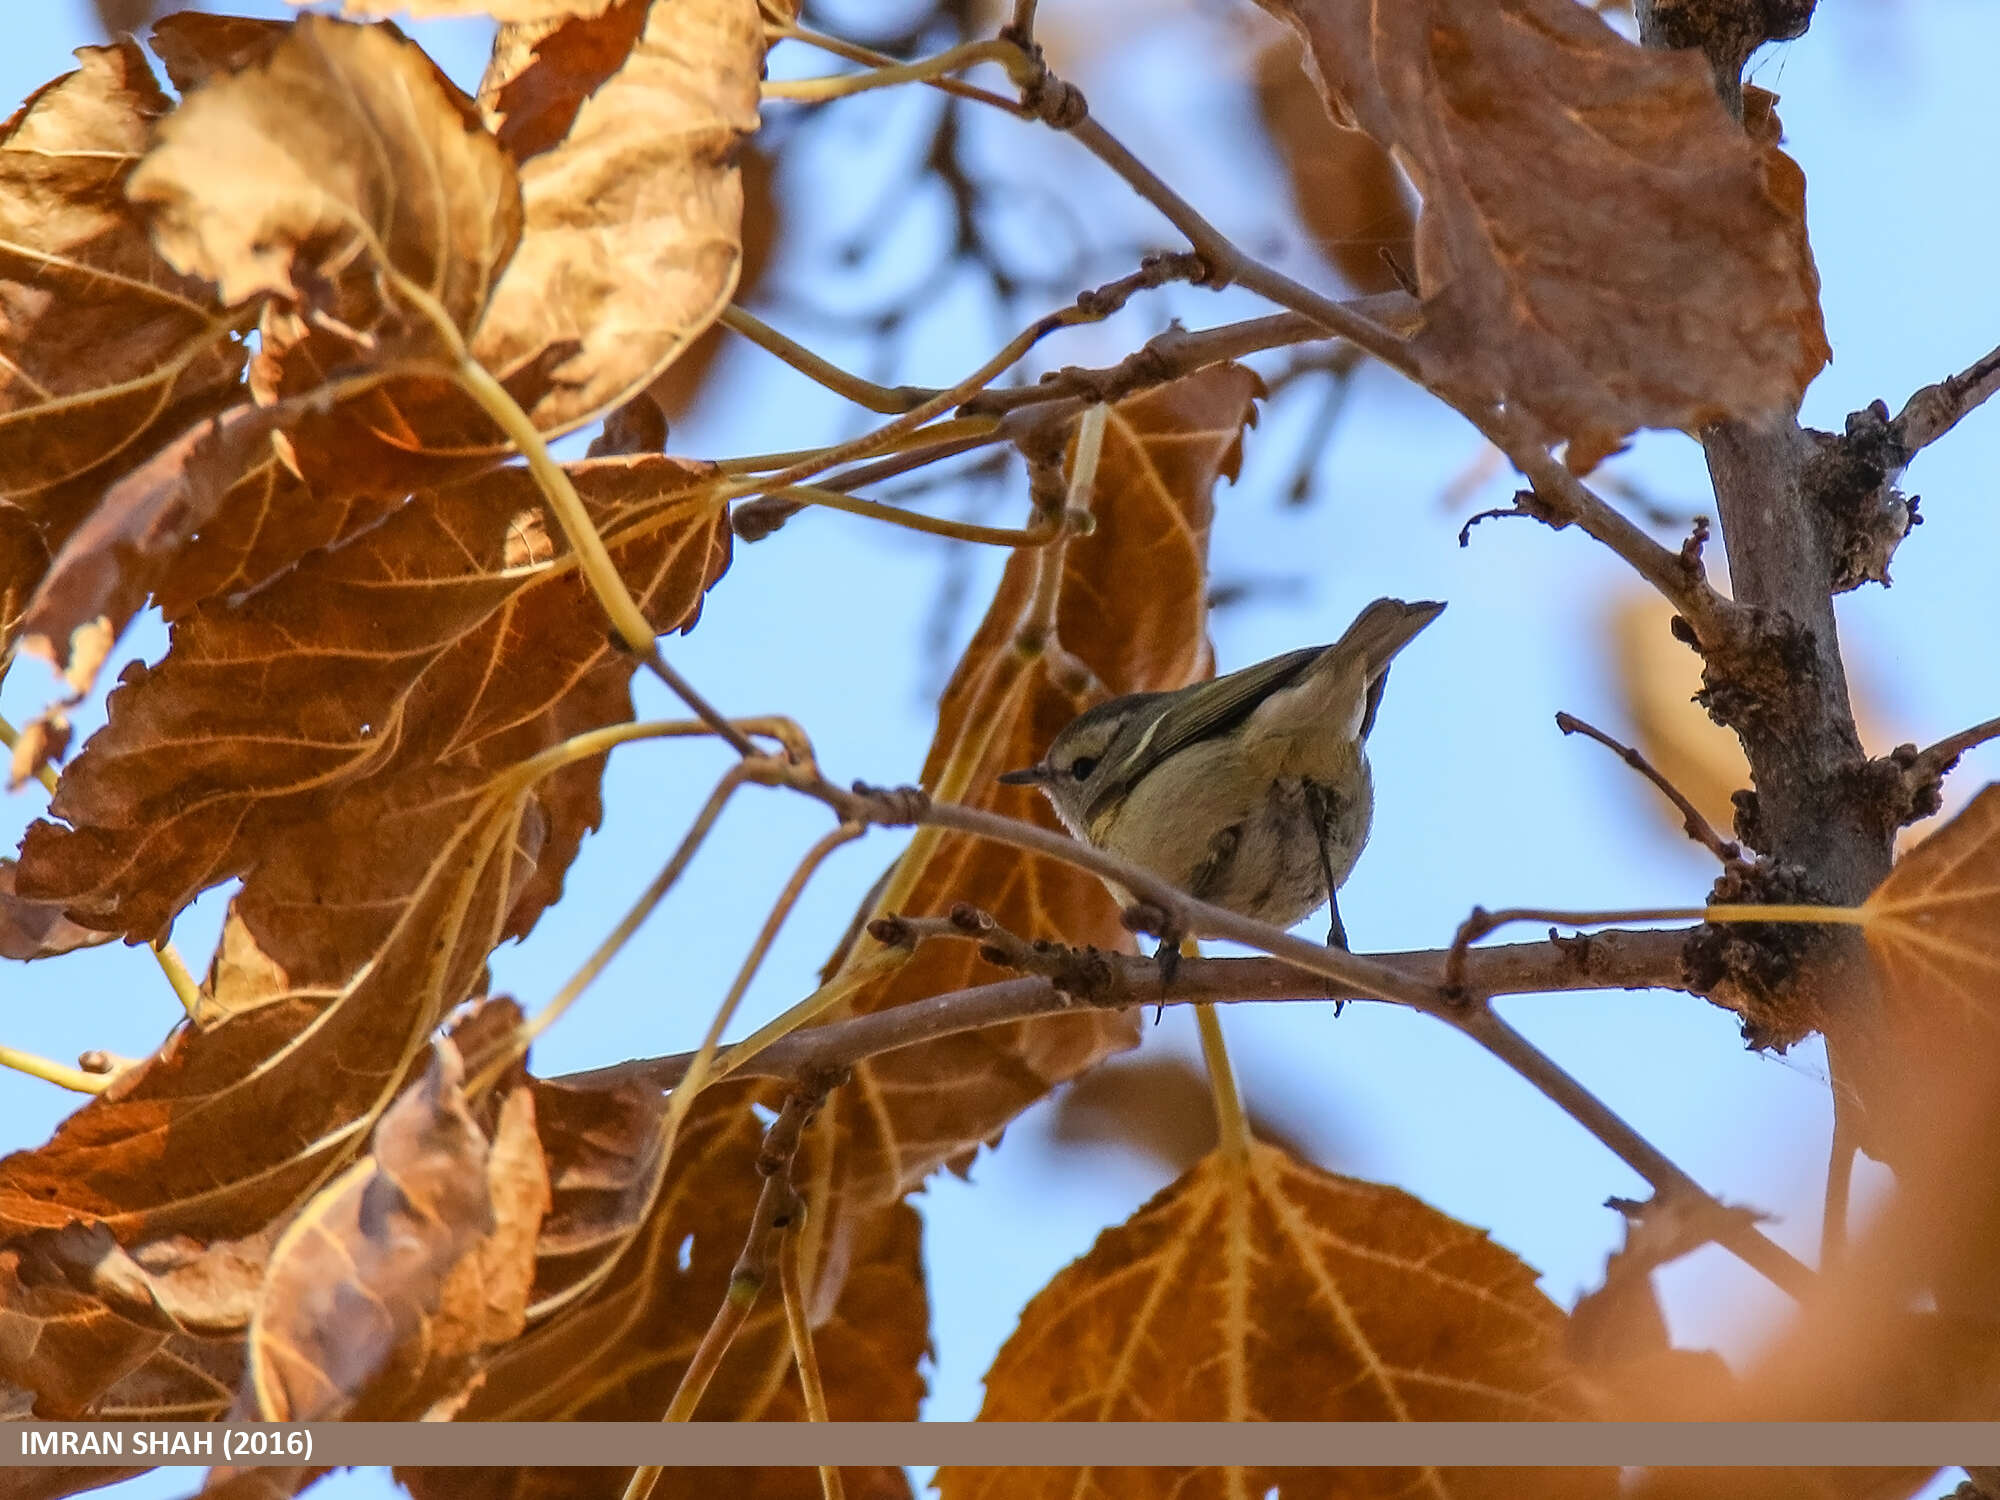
[996,765,1046,786]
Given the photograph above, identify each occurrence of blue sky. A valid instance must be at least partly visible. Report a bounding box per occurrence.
[2,1,1995,1494]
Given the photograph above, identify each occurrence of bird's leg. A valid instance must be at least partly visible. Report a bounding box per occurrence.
[1304,782,1350,1015]
[1119,901,1181,1021]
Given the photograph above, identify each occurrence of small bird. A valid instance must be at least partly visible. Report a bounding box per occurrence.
[998,597,1444,951]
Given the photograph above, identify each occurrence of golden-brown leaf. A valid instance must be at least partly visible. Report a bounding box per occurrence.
[129,16,519,348]
[0,802,534,1250]
[0,992,544,1426]
[1256,0,1828,453]
[468,0,763,436]
[1254,34,1415,295]
[239,1041,547,1422]
[1860,783,2000,1028]
[812,367,1260,1212]
[945,1143,1611,1500]
[1849,783,2000,1182]
[14,404,285,702]
[1049,1053,1322,1175]
[397,1077,923,1499]
[0,40,243,637]
[0,860,114,961]
[15,455,727,964]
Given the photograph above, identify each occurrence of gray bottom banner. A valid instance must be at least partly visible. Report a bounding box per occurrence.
[6,1423,2000,1468]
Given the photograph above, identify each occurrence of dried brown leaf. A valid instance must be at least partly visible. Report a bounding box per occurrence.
[0,40,243,639]
[1566,1201,1746,1420]
[1256,0,1828,453]
[1848,784,2000,1186]
[147,14,290,91]
[237,1041,547,1422]
[468,0,764,436]
[0,996,538,1424]
[1048,1053,1322,1175]
[14,454,727,965]
[129,16,520,350]
[0,801,533,1252]
[942,1143,1613,1500]
[14,404,284,701]
[0,860,114,961]
[818,366,1261,1211]
[1860,783,2000,1034]
[1254,35,1416,295]
[396,1077,922,1498]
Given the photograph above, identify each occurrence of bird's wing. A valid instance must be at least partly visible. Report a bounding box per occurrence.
[1083,645,1326,822]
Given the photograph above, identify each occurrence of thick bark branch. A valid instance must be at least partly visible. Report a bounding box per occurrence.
[1628,2,1886,1076]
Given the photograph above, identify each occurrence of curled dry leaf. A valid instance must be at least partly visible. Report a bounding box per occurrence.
[0,800,535,1253]
[817,365,1262,1211]
[470,0,764,436]
[0,1000,534,1426]
[14,404,285,704]
[1254,34,1416,295]
[941,1143,1612,1500]
[1256,0,1828,454]
[15,455,728,964]
[129,15,520,348]
[0,860,114,961]
[238,1040,548,1422]
[395,1078,922,1500]
[0,40,243,641]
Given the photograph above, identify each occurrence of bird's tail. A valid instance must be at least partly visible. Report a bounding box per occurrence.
[1329,597,1446,680]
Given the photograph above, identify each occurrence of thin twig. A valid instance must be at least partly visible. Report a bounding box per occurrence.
[647,824,864,1218]
[745,485,1059,548]
[719,307,933,413]
[651,1079,833,1430]
[1555,710,1741,864]
[761,37,1017,105]
[1911,713,2000,781]
[1451,1004,1813,1298]
[1822,1104,1855,1270]
[0,1044,117,1095]
[496,764,757,1077]
[755,254,1208,494]
[1890,340,2000,457]
[779,1229,846,1500]
[771,23,1026,115]
[1194,1004,1251,1166]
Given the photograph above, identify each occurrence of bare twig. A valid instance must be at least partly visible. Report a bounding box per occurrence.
[779,1223,846,1500]
[563,930,1700,1093]
[1823,1103,1855,1271]
[756,254,1208,495]
[1911,713,2000,783]
[629,1079,836,1500]
[1889,339,2000,458]
[1556,710,1742,864]
[719,306,934,414]
[1454,1004,1812,1298]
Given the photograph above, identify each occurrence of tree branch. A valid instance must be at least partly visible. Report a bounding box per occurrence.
[561,928,1696,1092]
[1889,339,2000,458]
[1556,710,1743,864]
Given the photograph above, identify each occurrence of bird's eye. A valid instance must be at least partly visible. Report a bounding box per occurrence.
[1071,756,1097,781]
